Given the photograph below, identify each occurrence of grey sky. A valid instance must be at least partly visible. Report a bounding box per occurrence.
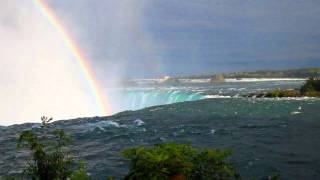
[0,0,320,124]
[47,0,320,77]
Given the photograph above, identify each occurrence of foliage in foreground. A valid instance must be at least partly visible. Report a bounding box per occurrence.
[2,117,282,180]
[122,143,240,180]
[17,117,89,180]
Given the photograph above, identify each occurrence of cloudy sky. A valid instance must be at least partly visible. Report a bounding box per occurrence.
[1,0,320,124]
[46,0,320,77]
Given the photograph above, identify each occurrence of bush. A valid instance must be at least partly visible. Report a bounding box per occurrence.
[69,162,90,180]
[265,89,300,98]
[17,116,89,180]
[122,143,239,180]
[300,78,320,97]
[0,177,18,180]
[10,117,279,179]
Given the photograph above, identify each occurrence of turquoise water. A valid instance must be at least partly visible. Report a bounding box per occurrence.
[1,80,320,179]
[108,80,305,112]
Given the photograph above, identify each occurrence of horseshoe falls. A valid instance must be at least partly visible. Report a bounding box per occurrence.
[2,79,320,180]
[108,89,206,112]
[107,79,305,113]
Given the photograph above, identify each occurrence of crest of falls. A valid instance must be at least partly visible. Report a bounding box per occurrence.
[109,89,206,112]
[107,79,306,113]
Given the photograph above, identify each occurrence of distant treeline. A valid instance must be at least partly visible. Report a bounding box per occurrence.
[179,68,320,79]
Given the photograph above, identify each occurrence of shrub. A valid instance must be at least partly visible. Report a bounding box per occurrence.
[265,89,300,98]
[69,162,90,180]
[122,143,239,180]
[300,78,320,97]
[0,177,18,180]
[17,116,89,180]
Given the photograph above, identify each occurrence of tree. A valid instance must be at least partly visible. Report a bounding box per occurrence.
[300,78,320,96]
[17,116,89,180]
[122,143,240,180]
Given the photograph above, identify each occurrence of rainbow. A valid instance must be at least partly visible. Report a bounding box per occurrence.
[32,0,112,116]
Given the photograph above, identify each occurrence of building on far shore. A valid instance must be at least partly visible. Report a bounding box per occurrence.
[209,74,225,83]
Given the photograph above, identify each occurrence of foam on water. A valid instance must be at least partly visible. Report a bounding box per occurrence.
[290,111,302,115]
[1,97,320,179]
[134,119,145,126]
[86,120,125,131]
[204,95,232,98]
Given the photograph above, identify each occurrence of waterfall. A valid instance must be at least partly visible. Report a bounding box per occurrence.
[109,89,205,112]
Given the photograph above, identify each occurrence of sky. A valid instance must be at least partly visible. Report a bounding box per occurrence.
[0,0,98,124]
[1,0,320,124]
[45,0,320,77]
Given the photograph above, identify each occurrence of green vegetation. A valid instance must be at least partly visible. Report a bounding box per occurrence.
[122,143,240,180]
[247,89,301,98]
[1,117,283,180]
[69,162,90,180]
[224,68,320,79]
[17,116,89,180]
[248,78,320,98]
[265,89,300,98]
[0,177,18,180]
[300,78,320,97]
[180,67,320,79]
[11,118,241,180]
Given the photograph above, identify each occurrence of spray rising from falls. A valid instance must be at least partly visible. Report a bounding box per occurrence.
[0,1,113,125]
[32,0,112,116]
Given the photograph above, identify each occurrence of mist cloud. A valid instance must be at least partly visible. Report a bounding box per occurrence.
[46,0,165,79]
[0,0,98,125]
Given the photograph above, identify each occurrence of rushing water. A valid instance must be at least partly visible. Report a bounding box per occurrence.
[108,79,305,112]
[1,79,320,179]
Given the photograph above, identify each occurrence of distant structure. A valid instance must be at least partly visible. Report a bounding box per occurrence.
[209,74,225,83]
[159,76,170,83]
[160,76,181,85]
[163,76,171,81]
